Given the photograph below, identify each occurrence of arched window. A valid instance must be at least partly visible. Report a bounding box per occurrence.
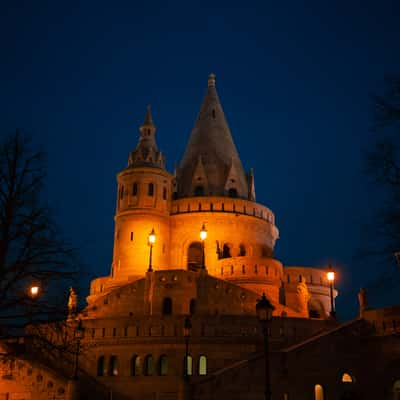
[148,183,154,196]
[131,355,142,376]
[222,244,231,258]
[194,186,204,196]
[108,355,119,376]
[185,355,193,376]
[187,242,202,271]
[132,182,138,196]
[162,297,173,315]
[228,188,238,198]
[314,384,324,400]
[190,299,196,315]
[239,244,246,256]
[97,356,105,376]
[341,372,354,383]
[159,355,168,376]
[199,355,207,375]
[144,355,154,376]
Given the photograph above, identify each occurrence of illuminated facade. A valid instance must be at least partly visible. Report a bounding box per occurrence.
[2,75,399,400]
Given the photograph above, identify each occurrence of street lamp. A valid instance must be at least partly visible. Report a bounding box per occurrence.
[256,293,275,400]
[27,282,41,324]
[183,316,192,381]
[29,285,40,298]
[200,224,207,270]
[148,228,156,272]
[73,319,84,380]
[327,265,336,318]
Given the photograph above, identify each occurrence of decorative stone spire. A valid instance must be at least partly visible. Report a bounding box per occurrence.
[128,106,165,169]
[176,74,249,199]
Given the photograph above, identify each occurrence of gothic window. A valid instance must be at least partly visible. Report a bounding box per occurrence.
[162,297,173,315]
[185,355,193,376]
[144,355,154,376]
[228,188,238,198]
[108,356,119,376]
[163,187,167,200]
[198,355,207,375]
[97,356,105,376]
[132,182,138,196]
[190,299,196,315]
[314,384,324,400]
[239,244,246,256]
[194,186,204,196]
[187,242,202,271]
[131,356,142,376]
[159,355,168,376]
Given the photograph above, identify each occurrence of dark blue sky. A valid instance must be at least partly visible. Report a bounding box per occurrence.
[2,1,400,318]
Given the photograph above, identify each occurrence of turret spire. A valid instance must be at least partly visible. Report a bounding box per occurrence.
[127,107,165,169]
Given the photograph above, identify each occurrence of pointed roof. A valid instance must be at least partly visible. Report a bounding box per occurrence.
[127,107,165,169]
[176,74,248,198]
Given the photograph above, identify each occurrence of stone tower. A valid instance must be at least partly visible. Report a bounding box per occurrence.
[111,107,173,281]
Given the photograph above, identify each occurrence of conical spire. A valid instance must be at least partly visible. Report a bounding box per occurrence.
[176,74,248,199]
[127,107,165,169]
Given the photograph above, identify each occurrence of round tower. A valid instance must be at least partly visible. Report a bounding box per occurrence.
[111,107,173,281]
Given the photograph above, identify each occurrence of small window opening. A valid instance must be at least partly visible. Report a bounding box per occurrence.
[144,355,154,376]
[130,232,134,241]
[163,187,167,200]
[159,355,168,376]
[97,356,105,376]
[210,203,213,211]
[228,188,238,198]
[148,183,154,196]
[119,185,124,200]
[212,109,216,118]
[132,183,138,196]
[162,297,173,315]
[239,244,246,256]
[195,186,204,196]
[190,299,196,315]
[198,203,202,211]
[108,356,119,376]
[199,355,207,375]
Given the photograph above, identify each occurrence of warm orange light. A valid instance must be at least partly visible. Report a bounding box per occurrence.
[327,271,335,282]
[148,228,156,245]
[29,285,40,298]
[200,224,207,241]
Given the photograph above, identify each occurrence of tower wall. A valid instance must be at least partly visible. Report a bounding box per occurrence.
[111,166,173,280]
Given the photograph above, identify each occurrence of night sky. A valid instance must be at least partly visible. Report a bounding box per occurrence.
[2,1,400,319]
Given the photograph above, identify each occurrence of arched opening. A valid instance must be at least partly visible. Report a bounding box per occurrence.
[187,242,202,271]
[185,355,193,376]
[393,380,400,400]
[132,182,138,196]
[228,188,238,198]
[108,355,119,376]
[342,372,354,383]
[130,355,142,376]
[222,244,231,258]
[194,186,204,196]
[315,384,324,400]
[199,355,207,375]
[97,356,105,376]
[144,355,154,376]
[239,244,246,256]
[190,299,196,315]
[162,297,173,315]
[159,355,168,376]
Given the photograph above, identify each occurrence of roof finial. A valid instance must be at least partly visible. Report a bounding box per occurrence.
[208,73,216,88]
[143,104,154,126]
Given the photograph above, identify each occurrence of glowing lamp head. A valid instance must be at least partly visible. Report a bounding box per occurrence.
[327,270,335,282]
[200,224,207,241]
[148,228,156,245]
[29,285,40,298]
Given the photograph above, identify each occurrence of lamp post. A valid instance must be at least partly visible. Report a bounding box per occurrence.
[148,228,156,272]
[183,316,192,381]
[27,282,41,324]
[327,265,336,318]
[200,224,207,270]
[256,293,275,400]
[73,319,84,380]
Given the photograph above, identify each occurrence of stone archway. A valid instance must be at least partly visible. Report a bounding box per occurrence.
[187,242,202,271]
